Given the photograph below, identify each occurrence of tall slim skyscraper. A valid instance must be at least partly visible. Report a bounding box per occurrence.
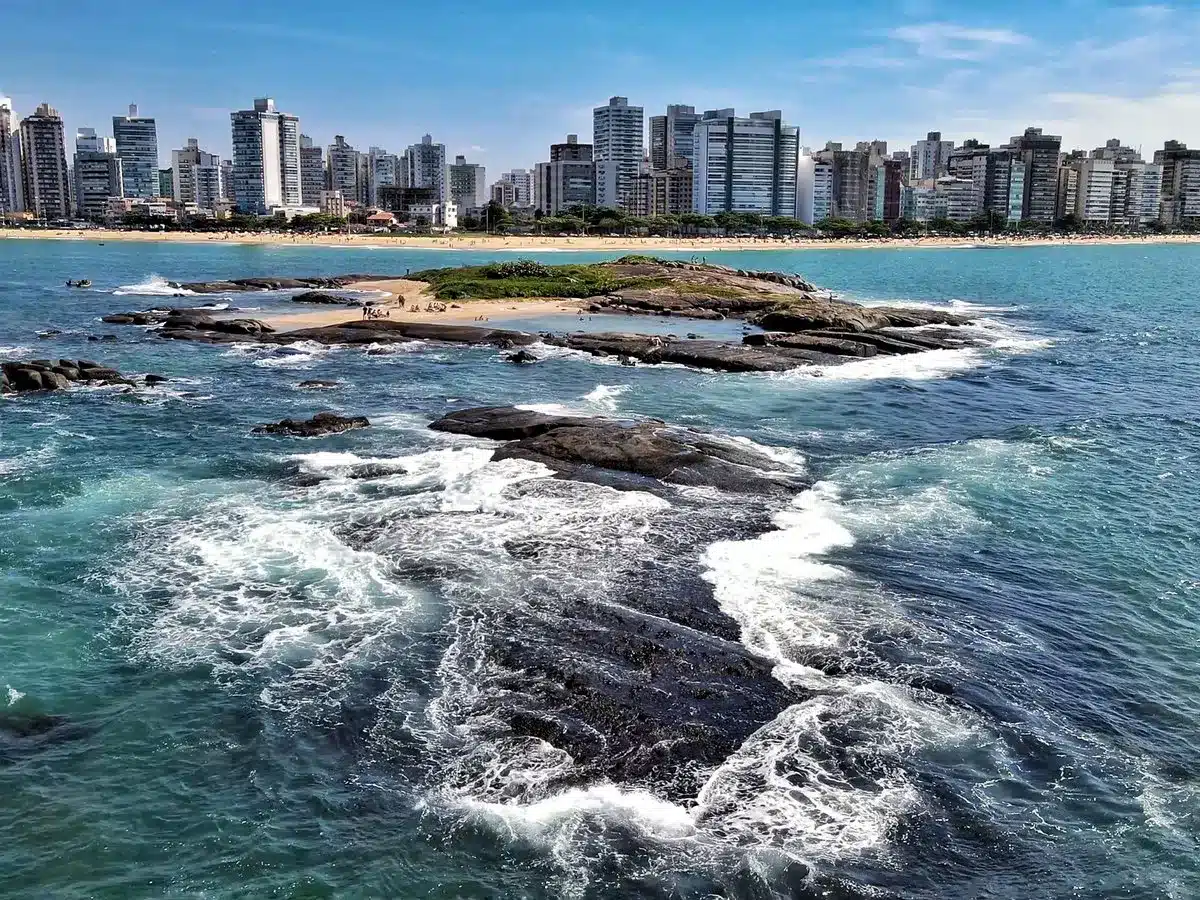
[112,104,159,199]
[73,127,122,220]
[230,98,302,214]
[404,134,446,202]
[172,138,222,211]
[1009,127,1062,224]
[298,135,324,206]
[0,95,24,214]
[692,110,799,217]
[448,155,487,210]
[812,142,871,222]
[649,104,701,170]
[19,103,70,220]
[593,96,644,210]
[327,136,361,205]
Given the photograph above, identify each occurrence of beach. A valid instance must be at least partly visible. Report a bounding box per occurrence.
[3,225,1198,252]
[262,278,583,333]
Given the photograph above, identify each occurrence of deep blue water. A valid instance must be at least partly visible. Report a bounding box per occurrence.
[1,238,1198,899]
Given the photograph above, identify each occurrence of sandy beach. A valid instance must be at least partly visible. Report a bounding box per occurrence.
[261,277,583,332]
[3,227,1199,253]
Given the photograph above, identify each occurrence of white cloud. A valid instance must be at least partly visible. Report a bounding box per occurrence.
[889,21,1032,60]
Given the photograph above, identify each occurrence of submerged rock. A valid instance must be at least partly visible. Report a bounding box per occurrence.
[297,379,341,390]
[505,349,539,364]
[431,406,806,495]
[253,412,370,437]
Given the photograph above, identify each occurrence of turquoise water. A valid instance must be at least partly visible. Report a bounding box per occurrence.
[1,239,1198,898]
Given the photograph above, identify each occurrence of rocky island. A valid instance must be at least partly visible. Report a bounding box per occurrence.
[100,257,976,373]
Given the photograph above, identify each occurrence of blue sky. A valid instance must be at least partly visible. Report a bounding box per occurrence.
[3,0,1198,177]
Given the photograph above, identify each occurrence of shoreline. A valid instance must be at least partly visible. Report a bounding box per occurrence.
[3,227,1199,253]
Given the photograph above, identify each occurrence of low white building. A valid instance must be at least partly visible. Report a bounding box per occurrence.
[407,200,457,229]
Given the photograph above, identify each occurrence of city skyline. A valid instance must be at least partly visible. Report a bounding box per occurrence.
[3,0,1198,179]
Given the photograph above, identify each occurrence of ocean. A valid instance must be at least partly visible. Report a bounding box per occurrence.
[1,238,1197,899]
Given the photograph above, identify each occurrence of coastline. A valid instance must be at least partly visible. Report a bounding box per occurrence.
[3,226,1199,253]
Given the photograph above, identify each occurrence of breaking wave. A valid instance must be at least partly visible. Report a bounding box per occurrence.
[112,275,194,296]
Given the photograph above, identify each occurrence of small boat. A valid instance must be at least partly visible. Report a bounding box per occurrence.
[65,279,92,288]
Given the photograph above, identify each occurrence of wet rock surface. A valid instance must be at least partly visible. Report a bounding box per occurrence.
[252,412,370,437]
[431,406,807,495]
[1,358,148,393]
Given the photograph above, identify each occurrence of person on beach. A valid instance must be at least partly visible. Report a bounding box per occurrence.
[361,306,368,319]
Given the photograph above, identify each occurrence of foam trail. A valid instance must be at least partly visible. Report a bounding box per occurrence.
[5,685,24,706]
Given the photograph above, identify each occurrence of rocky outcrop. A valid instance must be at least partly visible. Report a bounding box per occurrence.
[430,406,806,495]
[505,349,539,364]
[291,290,360,305]
[750,303,967,333]
[549,332,844,372]
[252,412,370,437]
[297,379,341,390]
[1,358,145,394]
[172,274,395,294]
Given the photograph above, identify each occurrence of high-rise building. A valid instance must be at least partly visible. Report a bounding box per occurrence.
[0,95,24,214]
[495,169,534,208]
[535,134,595,214]
[1154,140,1200,226]
[1069,157,1116,223]
[812,142,871,222]
[593,96,644,210]
[172,138,222,211]
[367,147,398,207]
[404,134,446,202]
[872,159,904,222]
[796,150,834,225]
[448,155,487,211]
[947,139,990,216]
[298,134,325,206]
[230,98,302,214]
[1055,165,1079,221]
[649,104,701,170]
[73,128,122,220]
[910,131,954,181]
[158,168,172,198]
[692,110,799,217]
[112,105,159,199]
[220,160,233,202]
[1009,127,1062,224]
[19,103,70,220]
[327,135,361,205]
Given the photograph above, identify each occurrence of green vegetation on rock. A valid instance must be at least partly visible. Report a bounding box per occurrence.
[408,258,672,300]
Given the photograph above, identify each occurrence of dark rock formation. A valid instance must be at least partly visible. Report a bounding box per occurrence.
[144,374,170,385]
[431,406,806,495]
[172,274,395,294]
[1,358,140,394]
[505,349,538,364]
[548,332,843,372]
[252,412,370,437]
[751,303,967,333]
[297,379,341,389]
[291,290,360,305]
